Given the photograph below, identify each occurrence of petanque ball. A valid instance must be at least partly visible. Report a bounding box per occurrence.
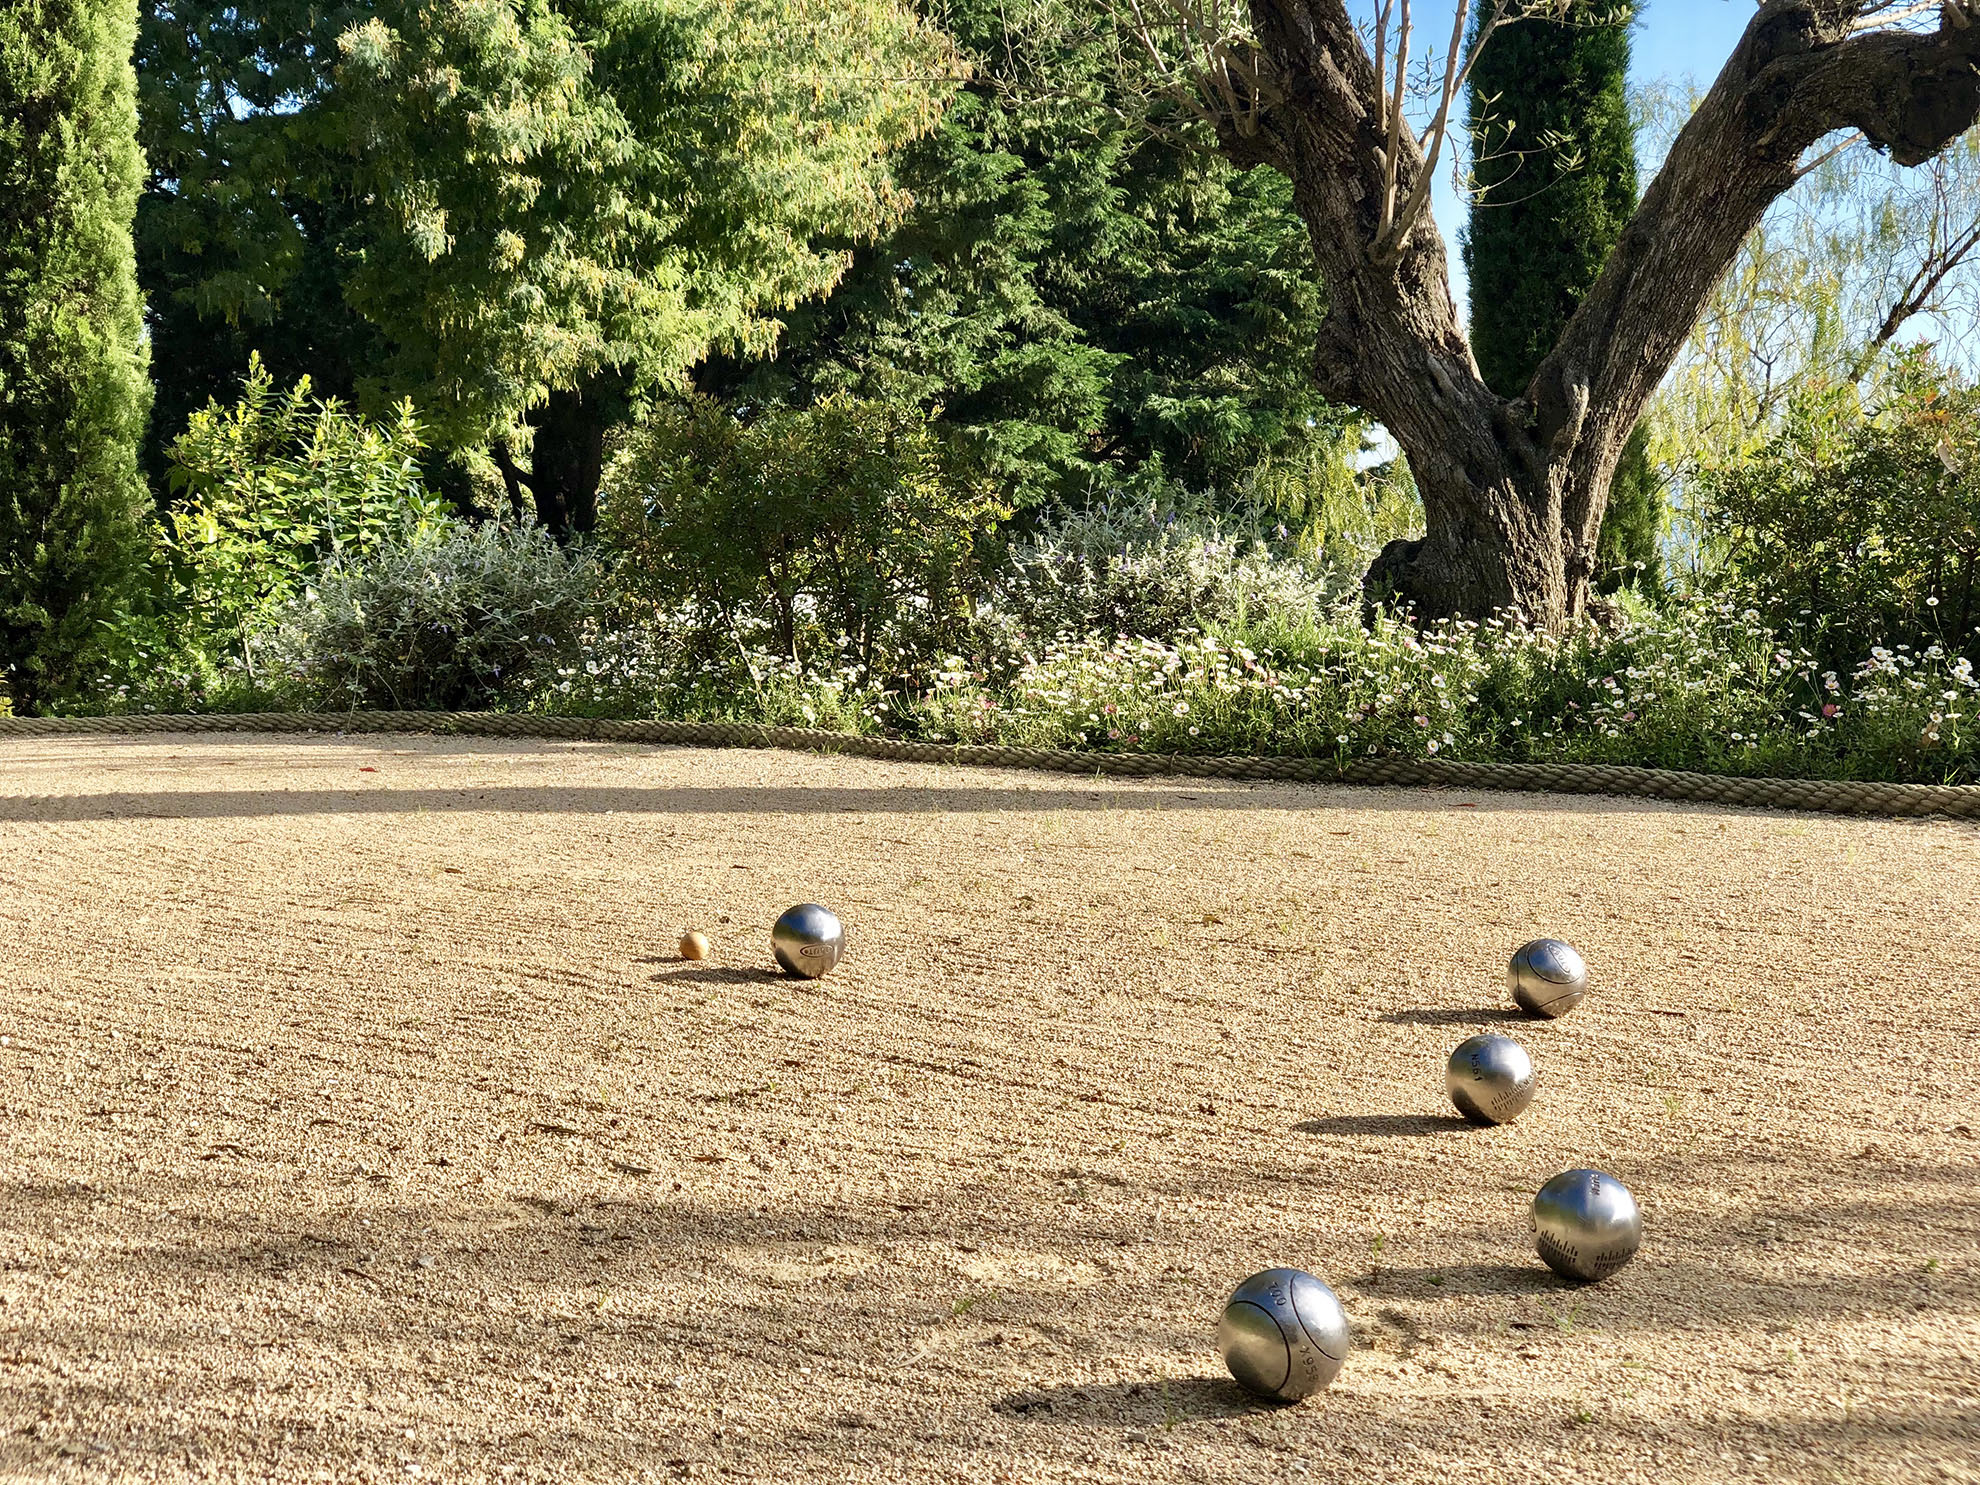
[771,903,843,980]
[679,930,711,961]
[1532,1168,1642,1282]
[1445,1033,1537,1124]
[1216,1267,1350,1402]
[1508,938,1589,1018]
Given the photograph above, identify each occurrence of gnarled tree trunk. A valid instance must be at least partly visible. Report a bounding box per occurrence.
[1213,0,1980,624]
[486,377,631,538]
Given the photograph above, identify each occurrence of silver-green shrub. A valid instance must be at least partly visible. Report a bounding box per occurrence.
[262,523,602,710]
[987,496,1336,647]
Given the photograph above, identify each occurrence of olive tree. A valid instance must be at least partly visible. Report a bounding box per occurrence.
[1127,0,1980,623]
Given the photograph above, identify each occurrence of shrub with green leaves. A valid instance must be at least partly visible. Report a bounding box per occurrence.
[157,355,453,653]
[261,523,601,710]
[1698,356,1980,664]
[1239,429,1424,574]
[901,604,1977,783]
[602,395,1009,674]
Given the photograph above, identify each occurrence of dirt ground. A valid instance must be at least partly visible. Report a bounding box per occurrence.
[0,734,1976,1485]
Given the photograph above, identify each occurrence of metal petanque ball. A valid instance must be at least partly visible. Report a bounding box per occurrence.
[1532,1168,1642,1282]
[1216,1268,1351,1402]
[1446,1033,1537,1125]
[1508,937,1589,1019]
[771,903,844,980]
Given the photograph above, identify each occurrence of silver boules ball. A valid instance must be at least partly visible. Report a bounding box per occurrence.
[1445,1033,1537,1124]
[1508,937,1588,1019]
[1216,1268,1350,1402]
[1532,1168,1642,1282]
[771,903,844,979]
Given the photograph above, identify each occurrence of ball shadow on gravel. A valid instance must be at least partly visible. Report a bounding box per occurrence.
[1377,1007,1529,1026]
[1348,1262,1569,1296]
[1295,1113,1471,1137]
[645,965,784,986]
[992,1375,1275,1424]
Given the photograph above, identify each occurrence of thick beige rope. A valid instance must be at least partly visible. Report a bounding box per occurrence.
[0,710,1974,819]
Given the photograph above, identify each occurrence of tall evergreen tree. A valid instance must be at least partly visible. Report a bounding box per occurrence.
[704,0,1337,505]
[1462,0,1661,589]
[0,0,151,709]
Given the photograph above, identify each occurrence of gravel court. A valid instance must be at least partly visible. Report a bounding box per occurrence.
[0,734,1975,1484]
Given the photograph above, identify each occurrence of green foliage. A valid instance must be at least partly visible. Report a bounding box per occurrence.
[603,395,1009,672]
[524,598,1978,785]
[155,357,452,658]
[1242,431,1424,572]
[1464,1,1639,398]
[1696,356,1980,664]
[1597,426,1664,591]
[135,0,958,492]
[705,0,1338,504]
[262,523,601,710]
[0,0,151,710]
[1645,98,1980,481]
[934,605,1974,783]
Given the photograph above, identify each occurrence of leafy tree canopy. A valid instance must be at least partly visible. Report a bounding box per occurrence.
[702,0,1339,506]
[137,0,959,474]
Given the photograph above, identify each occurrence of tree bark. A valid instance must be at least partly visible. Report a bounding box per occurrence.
[490,377,630,537]
[528,385,611,537]
[1218,0,1980,624]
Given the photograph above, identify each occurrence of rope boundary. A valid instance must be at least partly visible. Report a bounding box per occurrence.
[1,710,1975,819]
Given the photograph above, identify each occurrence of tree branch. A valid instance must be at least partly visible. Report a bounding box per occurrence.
[1534,0,1980,467]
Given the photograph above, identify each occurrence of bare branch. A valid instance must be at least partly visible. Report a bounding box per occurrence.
[1381,0,1411,238]
[1794,131,1863,179]
[1377,0,1523,258]
[1539,0,1980,464]
[1373,0,1392,125]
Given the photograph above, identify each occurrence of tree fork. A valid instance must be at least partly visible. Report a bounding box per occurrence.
[1213,0,1980,625]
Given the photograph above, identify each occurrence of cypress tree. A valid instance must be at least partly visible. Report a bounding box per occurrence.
[0,0,151,709]
[1463,1,1662,589]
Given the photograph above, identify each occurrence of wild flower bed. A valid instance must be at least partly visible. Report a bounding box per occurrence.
[76,596,1978,785]
[515,600,1977,785]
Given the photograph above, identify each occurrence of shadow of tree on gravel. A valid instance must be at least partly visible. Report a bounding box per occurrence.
[0,778,1778,823]
[5,1152,1978,1477]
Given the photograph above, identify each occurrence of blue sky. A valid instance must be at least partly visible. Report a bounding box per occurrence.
[1425,0,1760,321]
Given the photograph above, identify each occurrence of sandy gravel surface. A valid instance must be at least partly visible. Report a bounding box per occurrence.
[0,735,1976,1485]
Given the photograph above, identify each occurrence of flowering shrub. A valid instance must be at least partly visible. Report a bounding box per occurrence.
[524,624,893,734]
[1697,357,1980,665]
[895,604,1974,781]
